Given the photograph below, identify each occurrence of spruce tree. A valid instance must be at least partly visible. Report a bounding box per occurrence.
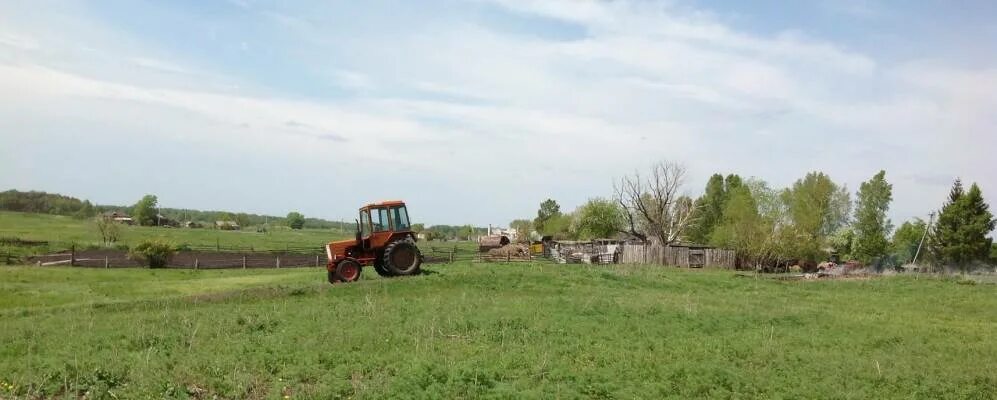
[931,180,996,270]
[961,184,995,263]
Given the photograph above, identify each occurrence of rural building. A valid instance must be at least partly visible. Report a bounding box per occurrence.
[103,211,134,225]
[215,220,240,230]
[487,225,519,240]
[156,214,180,227]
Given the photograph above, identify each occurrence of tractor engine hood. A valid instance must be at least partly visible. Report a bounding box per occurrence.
[326,239,358,262]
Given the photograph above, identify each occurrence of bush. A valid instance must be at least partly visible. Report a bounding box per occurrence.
[128,240,175,268]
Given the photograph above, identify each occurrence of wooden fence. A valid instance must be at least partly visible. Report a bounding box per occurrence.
[619,244,736,268]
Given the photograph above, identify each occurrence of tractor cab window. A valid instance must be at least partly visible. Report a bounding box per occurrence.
[359,209,371,237]
[371,207,390,232]
[392,206,410,230]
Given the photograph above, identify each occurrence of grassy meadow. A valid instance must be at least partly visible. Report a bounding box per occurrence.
[1,263,995,399]
[0,211,348,252]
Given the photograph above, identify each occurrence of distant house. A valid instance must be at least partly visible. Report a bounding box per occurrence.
[103,211,134,225]
[487,225,519,241]
[156,214,180,228]
[184,221,203,229]
[215,220,240,230]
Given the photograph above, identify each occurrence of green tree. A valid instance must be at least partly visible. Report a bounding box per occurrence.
[509,219,533,242]
[930,180,995,270]
[233,213,252,228]
[852,171,893,265]
[687,174,744,244]
[710,185,761,255]
[828,227,855,261]
[781,172,851,263]
[94,215,121,246]
[891,218,926,264]
[411,223,425,232]
[458,225,476,240]
[575,198,623,240]
[286,212,305,230]
[543,213,577,240]
[74,200,96,219]
[534,199,561,233]
[131,195,158,226]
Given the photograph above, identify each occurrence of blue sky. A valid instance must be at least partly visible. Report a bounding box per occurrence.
[1,0,995,227]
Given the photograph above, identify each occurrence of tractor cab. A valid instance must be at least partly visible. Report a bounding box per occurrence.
[326,200,422,283]
[357,201,412,250]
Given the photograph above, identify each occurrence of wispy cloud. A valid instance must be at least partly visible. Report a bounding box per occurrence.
[0,0,994,225]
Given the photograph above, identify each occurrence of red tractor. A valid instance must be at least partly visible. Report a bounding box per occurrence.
[325,200,423,283]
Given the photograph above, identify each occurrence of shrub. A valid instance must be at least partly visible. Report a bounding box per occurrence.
[128,240,175,268]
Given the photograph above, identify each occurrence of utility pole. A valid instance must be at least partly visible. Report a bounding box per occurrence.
[912,212,934,265]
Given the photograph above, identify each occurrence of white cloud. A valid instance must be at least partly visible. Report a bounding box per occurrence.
[0,0,994,225]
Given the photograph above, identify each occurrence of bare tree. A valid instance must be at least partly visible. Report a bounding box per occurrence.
[614,161,697,245]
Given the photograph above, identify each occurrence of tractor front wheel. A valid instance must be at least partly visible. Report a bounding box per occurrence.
[333,259,362,283]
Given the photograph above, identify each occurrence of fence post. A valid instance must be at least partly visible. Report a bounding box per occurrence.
[194,258,199,269]
[506,251,510,263]
[70,244,76,267]
[315,255,320,267]
[276,256,281,269]
[216,237,220,251]
[242,256,247,269]
[105,256,109,269]
[449,249,455,264]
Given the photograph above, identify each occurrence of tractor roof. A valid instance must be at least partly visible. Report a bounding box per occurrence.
[362,200,406,209]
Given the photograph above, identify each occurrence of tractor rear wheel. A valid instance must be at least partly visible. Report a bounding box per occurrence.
[372,261,393,277]
[333,259,362,283]
[382,240,422,276]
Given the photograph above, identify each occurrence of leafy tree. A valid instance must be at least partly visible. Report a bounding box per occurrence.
[710,185,761,255]
[828,227,855,261]
[131,195,158,226]
[458,225,476,240]
[687,174,744,244]
[930,180,995,270]
[509,219,533,242]
[94,216,121,246]
[411,223,426,232]
[543,213,577,240]
[74,200,96,219]
[852,171,893,265]
[891,218,926,264]
[575,198,623,240]
[286,212,306,230]
[534,199,562,233]
[781,172,851,263]
[233,213,252,228]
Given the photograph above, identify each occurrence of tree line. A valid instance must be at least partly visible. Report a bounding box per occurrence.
[517,161,995,271]
[0,190,348,231]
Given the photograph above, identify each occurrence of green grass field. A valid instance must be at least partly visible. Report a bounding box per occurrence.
[0,211,348,253]
[1,263,994,399]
